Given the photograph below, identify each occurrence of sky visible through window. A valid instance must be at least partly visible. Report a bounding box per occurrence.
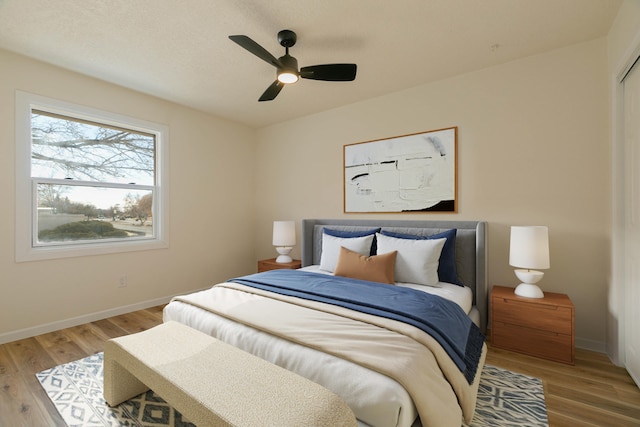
[31,111,155,209]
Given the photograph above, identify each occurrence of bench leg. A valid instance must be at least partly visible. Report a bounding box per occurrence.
[103,353,149,406]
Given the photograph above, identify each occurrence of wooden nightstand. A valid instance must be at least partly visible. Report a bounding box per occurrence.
[257,258,302,272]
[491,285,574,364]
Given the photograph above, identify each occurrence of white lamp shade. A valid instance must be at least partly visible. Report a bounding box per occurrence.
[272,221,296,246]
[509,226,550,269]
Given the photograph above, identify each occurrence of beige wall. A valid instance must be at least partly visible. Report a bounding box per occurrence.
[3,15,634,353]
[255,39,610,350]
[0,49,257,341]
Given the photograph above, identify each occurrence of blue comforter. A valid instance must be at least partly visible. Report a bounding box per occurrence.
[230,269,484,384]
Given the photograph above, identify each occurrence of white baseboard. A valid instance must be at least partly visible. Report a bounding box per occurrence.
[575,337,606,353]
[485,327,607,356]
[0,295,174,345]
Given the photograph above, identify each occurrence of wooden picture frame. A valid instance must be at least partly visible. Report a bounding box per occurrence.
[344,127,457,213]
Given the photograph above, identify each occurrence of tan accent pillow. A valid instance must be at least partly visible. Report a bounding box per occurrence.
[334,246,397,284]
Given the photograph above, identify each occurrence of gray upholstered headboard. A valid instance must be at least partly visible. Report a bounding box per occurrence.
[301,219,488,332]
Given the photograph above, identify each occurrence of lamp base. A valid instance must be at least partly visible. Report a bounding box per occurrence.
[512,269,544,298]
[514,269,543,284]
[275,254,293,263]
[514,283,544,298]
[275,246,293,263]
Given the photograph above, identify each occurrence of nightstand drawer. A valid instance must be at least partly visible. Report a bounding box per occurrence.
[257,258,302,272]
[492,321,573,364]
[492,298,572,335]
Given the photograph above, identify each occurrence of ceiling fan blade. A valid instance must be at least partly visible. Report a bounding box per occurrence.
[229,35,282,68]
[259,80,285,102]
[300,64,357,81]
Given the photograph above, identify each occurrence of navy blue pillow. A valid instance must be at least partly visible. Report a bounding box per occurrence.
[379,229,461,286]
[323,228,381,256]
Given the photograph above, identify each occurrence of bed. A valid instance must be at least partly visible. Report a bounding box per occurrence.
[163,219,488,427]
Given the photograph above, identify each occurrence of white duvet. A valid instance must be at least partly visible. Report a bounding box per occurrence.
[164,294,416,427]
[163,268,478,427]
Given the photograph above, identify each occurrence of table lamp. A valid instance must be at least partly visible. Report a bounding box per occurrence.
[509,225,550,298]
[273,220,296,263]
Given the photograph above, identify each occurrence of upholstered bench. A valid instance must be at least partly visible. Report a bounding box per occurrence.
[103,321,356,427]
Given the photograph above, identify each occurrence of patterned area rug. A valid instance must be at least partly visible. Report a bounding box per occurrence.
[37,353,548,427]
[468,364,548,426]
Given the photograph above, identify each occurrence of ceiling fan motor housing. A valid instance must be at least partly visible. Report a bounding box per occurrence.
[278,29,297,48]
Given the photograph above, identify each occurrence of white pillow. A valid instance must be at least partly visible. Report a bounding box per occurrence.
[376,232,446,287]
[319,233,375,273]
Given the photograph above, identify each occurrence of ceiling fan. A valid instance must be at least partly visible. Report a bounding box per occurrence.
[229,29,357,102]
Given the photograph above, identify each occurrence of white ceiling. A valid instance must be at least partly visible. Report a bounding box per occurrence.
[0,0,622,128]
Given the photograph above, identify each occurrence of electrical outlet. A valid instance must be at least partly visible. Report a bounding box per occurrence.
[118,275,127,288]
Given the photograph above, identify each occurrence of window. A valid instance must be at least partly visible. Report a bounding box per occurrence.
[16,92,168,261]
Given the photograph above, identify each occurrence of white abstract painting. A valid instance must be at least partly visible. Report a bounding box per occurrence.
[344,127,457,213]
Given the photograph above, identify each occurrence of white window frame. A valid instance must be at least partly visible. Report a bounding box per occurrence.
[15,91,169,262]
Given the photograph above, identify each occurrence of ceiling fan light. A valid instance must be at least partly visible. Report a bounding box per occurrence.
[277,71,299,84]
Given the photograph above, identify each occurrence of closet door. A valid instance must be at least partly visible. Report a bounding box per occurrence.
[623,59,640,386]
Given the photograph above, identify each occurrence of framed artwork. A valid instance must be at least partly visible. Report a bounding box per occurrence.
[344,126,457,213]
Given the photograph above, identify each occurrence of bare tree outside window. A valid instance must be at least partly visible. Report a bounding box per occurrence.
[31,110,155,183]
[31,111,157,244]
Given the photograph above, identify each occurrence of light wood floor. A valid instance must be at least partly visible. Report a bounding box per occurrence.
[1,305,639,426]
